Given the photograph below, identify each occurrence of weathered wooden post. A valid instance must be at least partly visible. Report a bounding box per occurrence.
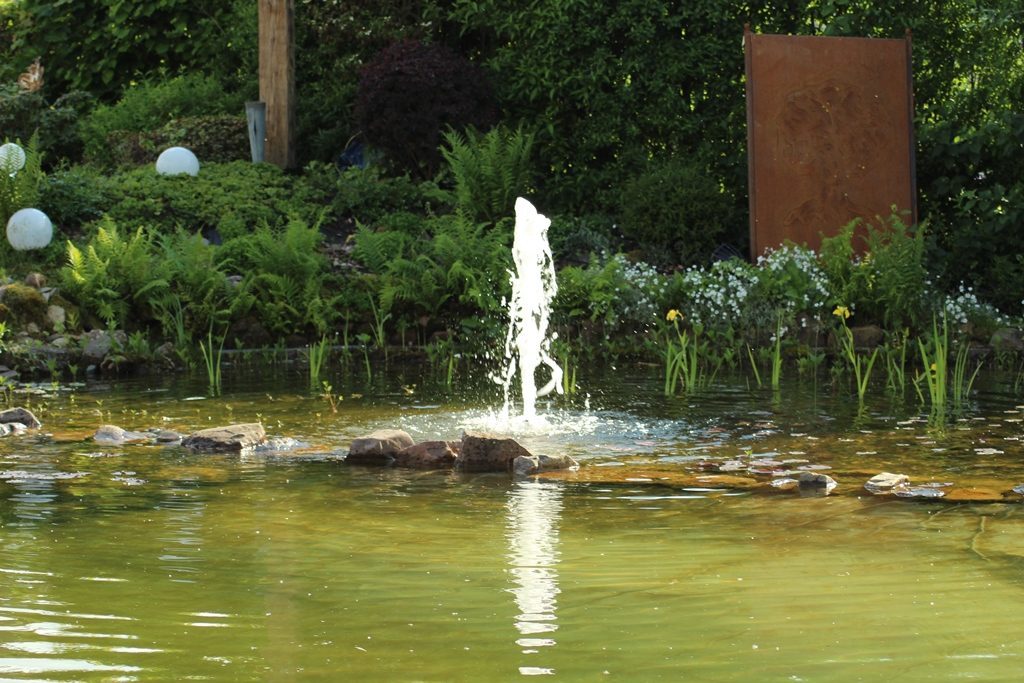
[258,0,296,168]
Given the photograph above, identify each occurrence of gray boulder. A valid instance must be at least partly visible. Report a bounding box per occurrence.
[0,407,41,429]
[799,471,837,494]
[182,423,267,452]
[94,425,152,445]
[347,429,415,465]
[81,329,128,365]
[456,432,532,472]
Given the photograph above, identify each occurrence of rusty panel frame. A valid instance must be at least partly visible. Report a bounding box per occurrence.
[744,30,917,258]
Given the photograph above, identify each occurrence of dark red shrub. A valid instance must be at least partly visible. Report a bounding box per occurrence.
[355,39,498,178]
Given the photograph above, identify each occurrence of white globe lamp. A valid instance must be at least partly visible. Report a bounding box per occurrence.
[6,208,53,251]
[155,147,200,176]
[0,142,26,174]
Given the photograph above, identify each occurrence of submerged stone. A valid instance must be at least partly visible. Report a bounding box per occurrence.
[456,432,533,472]
[393,440,459,469]
[512,453,579,477]
[893,484,946,500]
[94,424,152,445]
[182,423,267,452]
[347,429,415,466]
[865,472,910,494]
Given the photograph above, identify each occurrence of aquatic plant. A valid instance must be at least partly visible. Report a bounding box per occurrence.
[884,329,910,396]
[307,336,330,390]
[664,310,717,395]
[199,325,226,396]
[835,306,879,404]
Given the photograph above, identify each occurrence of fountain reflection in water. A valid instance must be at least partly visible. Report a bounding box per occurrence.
[505,480,564,676]
[500,198,563,426]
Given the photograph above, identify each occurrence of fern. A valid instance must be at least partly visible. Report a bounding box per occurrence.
[441,125,535,224]
[0,132,44,229]
[59,219,169,328]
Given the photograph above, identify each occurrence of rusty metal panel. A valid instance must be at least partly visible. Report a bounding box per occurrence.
[745,31,916,258]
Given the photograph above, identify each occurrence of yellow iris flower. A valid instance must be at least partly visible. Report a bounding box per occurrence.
[666,309,682,322]
[832,306,851,320]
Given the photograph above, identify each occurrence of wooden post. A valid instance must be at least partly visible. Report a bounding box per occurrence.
[258,0,296,168]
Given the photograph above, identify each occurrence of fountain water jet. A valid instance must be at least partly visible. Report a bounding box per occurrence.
[500,198,563,424]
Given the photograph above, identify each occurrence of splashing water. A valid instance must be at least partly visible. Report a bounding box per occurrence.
[500,198,564,425]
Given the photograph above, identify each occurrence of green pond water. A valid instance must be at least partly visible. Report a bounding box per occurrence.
[2,362,1024,681]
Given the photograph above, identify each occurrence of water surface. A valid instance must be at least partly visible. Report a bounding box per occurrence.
[1,364,1023,680]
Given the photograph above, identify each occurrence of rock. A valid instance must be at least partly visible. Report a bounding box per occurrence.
[81,329,128,365]
[512,453,580,476]
[456,432,533,472]
[770,477,800,491]
[347,429,415,465]
[990,328,1024,353]
[393,440,458,469]
[1012,484,1024,496]
[156,430,183,443]
[94,425,152,445]
[46,304,65,330]
[893,484,946,499]
[182,423,267,452]
[851,324,884,348]
[799,471,837,494]
[24,272,46,289]
[864,472,910,494]
[0,407,41,429]
[0,423,9,436]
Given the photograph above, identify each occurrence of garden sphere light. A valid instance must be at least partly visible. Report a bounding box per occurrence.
[155,147,200,176]
[0,142,26,174]
[6,208,53,251]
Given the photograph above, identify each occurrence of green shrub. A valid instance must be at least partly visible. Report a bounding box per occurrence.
[104,116,249,168]
[618,156,738,267]
[0,89,94,165]
[315,165,452,228]
[60,219,169,329]
[441,125,535,224]
[100,161,320,241]
[80,74,245,166]
[548,213,617,266]
[37,166,110,234]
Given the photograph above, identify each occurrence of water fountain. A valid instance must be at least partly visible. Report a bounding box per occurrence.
[499,198,564,425]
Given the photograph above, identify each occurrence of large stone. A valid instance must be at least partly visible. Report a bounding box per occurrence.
[865,472,910,494]
[990,327,1024,353]
[850,324,884,349]
[393,440,459,469]
[182,423,266,452]
[799,471,837,494]
[94,425,152,445]
[0,407,41,429]
[456,432,532,472]
[81,329,128,365]
[347,429,415,466]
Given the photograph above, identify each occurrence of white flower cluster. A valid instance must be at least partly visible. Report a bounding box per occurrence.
[756,244,832,316]
[942,282,1009,327]
[611,253,664,323]
[677,258,758,327]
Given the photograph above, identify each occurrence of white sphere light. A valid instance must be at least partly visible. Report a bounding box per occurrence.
[6,208,53,251]
[0,142,26,173]
[155,146,200,176]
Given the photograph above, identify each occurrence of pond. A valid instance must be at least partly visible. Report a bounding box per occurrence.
[1,361,1024,681]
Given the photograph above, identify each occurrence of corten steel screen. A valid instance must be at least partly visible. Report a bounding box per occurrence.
[744,31,917,258]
